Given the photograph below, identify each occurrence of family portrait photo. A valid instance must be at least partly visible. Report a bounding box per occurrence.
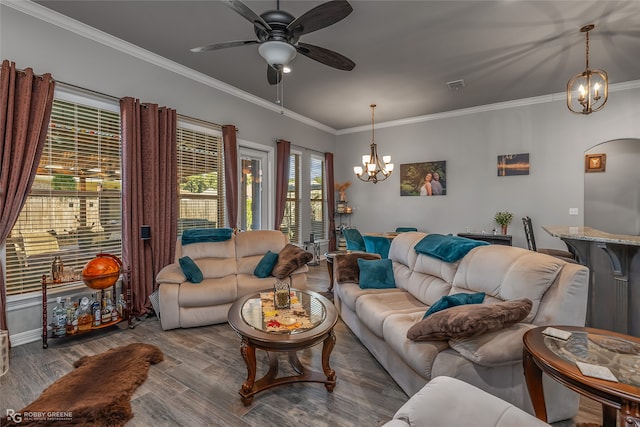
[400,161,447,196]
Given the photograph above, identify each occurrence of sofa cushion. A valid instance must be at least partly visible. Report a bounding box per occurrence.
[358,258,396,289]
[195,257,238,279]
[272,244,313,279]
[407,299,532,341]
[254,251,279,278]
[414,234,489,262]
[175,235,236,261]
[448,323,537,367]
[451,245,563,321]
[178,256,203,284]
[335,281,404,313]
[356,292,426,338]
[423,292,485,318]
[178,275,238,307]
[181,227,233,245]
[235,230,287,259]
[335,252,381,283]
[383,311,449,378]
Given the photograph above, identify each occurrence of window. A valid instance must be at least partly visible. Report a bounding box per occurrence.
[6,98,122,295]
[177,121,225,235]
[310,156,326,240]
[280,152,300,243]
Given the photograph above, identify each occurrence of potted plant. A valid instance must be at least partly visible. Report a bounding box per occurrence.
[494,211,513,235]
[334,181,351,203]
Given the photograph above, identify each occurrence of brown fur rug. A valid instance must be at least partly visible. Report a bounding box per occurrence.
[3,343,163,427]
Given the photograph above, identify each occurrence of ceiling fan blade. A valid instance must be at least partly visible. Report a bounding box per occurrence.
[191,40,258,53]
[297,42,355,71]
[287,0,353,36]
[267,65,282,86]
[223,0,272,32]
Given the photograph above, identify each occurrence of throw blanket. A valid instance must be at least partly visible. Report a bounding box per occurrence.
[181,227,233,245]
[414,233,489,262]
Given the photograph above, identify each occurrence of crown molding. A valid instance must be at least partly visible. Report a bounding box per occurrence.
[1,0,336,134]
[4,0,639,136]
[337,79,640,135]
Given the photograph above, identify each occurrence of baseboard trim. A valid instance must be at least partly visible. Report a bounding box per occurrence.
[10,329,42,347]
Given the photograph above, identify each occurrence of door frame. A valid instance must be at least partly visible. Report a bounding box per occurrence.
[238,140,274,230]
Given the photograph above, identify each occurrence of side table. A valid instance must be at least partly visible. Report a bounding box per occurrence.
[523,326,640,427]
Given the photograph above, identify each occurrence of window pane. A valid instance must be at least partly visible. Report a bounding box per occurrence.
[281,153,300,243]
[177,126,224,234]
[310,156,325,240]
[6,99,122,295]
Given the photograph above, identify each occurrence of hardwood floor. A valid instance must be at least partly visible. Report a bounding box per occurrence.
[1,261,602,426]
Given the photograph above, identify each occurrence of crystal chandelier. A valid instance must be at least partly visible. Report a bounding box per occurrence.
[354,104,394,183]
[567,24,608,115]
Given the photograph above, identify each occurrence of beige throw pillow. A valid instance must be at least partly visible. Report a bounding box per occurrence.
[406,299,532,341]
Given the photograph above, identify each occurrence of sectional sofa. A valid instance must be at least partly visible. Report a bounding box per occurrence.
[333,232,589,423]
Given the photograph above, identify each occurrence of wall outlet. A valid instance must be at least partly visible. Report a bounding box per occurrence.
[569,208,579,215]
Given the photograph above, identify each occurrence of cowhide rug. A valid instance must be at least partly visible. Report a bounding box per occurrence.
[3,343,163,427]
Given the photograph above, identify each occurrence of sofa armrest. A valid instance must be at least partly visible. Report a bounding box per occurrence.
[448,323,536,367]
[383,376,549,427]
[156,263,186,284]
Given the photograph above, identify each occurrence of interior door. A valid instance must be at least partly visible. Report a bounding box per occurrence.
[238,147,268,231]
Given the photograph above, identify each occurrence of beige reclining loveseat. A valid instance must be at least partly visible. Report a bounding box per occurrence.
[156,230,308,330]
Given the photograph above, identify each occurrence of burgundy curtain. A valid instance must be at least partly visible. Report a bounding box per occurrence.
[0,60,55,334]
[275,139,291,230]
[120,97,177,317]
[325,152,336,251]
[223,125,238,229]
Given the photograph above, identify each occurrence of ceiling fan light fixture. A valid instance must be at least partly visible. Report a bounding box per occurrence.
[258,41,297,67]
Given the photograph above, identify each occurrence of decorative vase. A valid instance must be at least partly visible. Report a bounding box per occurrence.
[274,280,290,309]
[501,225,508,235]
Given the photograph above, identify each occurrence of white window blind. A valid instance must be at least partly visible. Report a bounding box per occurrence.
[281,153,300,243]
[310,156,326,240]
[6,99,122,295]
[177,123,225,235]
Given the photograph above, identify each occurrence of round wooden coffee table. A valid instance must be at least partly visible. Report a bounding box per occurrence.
[228,288,338,406]
[523,326,640,427]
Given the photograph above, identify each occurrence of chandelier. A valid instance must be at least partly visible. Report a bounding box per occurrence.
[353,104,394,183]
[567,24,608,115]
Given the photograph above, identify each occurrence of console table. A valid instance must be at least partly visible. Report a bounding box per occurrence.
[457,233,512,246]
[543,226,640,337]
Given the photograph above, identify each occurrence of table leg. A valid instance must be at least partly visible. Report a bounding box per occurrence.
[523,348,548,422]
[240,337,257,406]
[326,258,334,292]
[321,330,337,392]
[621,400,640,427]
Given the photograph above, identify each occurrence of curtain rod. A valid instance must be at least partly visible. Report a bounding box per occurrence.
[56,81,236,131]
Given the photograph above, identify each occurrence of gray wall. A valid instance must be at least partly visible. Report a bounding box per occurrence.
[585,138,640,235]
[334,88,640,250]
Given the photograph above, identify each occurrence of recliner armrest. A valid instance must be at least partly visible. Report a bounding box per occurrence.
[156,263,186,284]
[448,323,536,367]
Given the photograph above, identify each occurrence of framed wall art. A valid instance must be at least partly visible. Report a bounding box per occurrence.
[400,161,446,196]
[497,153,529,176]
[585,153,606,172]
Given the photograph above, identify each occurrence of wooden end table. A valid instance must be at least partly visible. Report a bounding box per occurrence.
[523,326,640,427]
[227,289,338,406]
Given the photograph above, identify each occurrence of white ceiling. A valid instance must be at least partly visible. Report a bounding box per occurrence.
[34,0,640,130]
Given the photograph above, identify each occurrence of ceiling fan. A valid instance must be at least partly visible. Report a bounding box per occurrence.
[191,0,356,85]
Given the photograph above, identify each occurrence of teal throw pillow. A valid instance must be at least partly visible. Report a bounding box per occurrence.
[254,251,279,278]
[357,258,396,289]
[179,256,203,284]
[414,234,489,262]
[423,292,486,319]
